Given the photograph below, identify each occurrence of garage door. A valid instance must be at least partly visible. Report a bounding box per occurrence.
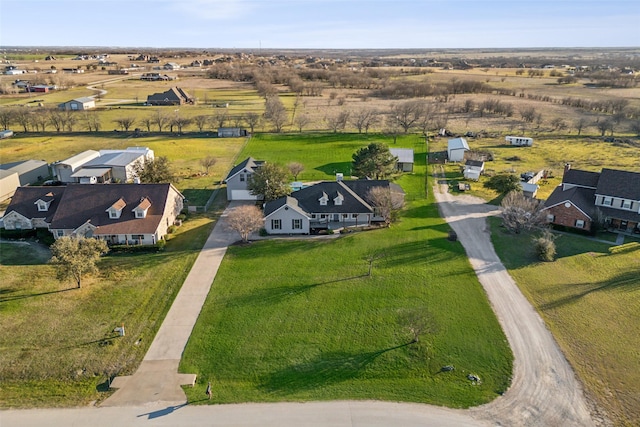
[231,190,258,200]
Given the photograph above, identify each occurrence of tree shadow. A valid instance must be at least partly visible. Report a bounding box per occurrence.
[315,162,353,177]
[259,343,412,394]
[223,274,368,308]
[540,269,640,311]
[137,402,188,419]
[0,286,75,303]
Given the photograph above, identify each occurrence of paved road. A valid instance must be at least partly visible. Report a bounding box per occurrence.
[2,186,598,426]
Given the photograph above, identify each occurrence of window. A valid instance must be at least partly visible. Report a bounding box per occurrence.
[352,214,358,219]
[342,214,348,218]
[603,197,612,206]
[575,219,585,228]
[546,214,555,222]
[109,210,118,219]
[311,214,317,219]
[135,210,146,218]
[271,219,282,230]
[56,230,64,237]
[623,200,632,209]
[132,234,144,241]
[292,219,302,229]
[37,201,48,212]
[239,173,245,182]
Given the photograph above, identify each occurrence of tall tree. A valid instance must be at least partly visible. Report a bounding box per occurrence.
[243,112,261,133]
[352,142,398,179]
[225,204,264,243]
[390,100,426,133]
[49,237,109,288]
[264,96,287,133]
[134,156,175,183]
[152,110,169,132]
[247,162,291,202]
[351,108,379,134]
[367,185,405,225]
[287,162,305,180]
[114,117,136,132]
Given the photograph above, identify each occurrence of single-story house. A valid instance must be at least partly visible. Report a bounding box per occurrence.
[390,148,414,172]
[146,87,193,106]
[0,160,51,186]
[163,62,180,70]
[2,183,184,245]
[58,97,95,111]
[218,127,248,138]
[0,169,21,202]
[263,179,404,234]
[463,159,484,181]
[447,138,470,162]
[543,164,640,233]
[224,157,265,201]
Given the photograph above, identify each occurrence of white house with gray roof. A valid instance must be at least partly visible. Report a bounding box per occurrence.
[264,179,404,234]
[58,97,96,111]
[389,148,414,172]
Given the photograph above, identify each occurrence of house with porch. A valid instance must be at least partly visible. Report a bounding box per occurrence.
[543,165,640,233]
[146,87,193,106]
[2,184,184,245]
[263,179,404,234]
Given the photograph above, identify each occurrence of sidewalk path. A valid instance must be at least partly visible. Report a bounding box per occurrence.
[102,202,242,406]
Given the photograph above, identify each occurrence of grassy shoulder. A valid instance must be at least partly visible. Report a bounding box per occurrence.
[180,161,512,407]
[489,218,640,426]
[0,213,216,408]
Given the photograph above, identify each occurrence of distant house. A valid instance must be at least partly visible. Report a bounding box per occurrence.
[463,159,484,181]
[389,148,414,172]
[0,130,14,139]
[263,179,404,234]
[224,157,264,201]
[447,138,470,162]
[58,97,96,111]
[217,127,248,138]
[0,170,21,202]
[0,160,51,186]
[543,164,640,233]
[2,184,184,245]
[163,62,180,70]
[146,87,193,106]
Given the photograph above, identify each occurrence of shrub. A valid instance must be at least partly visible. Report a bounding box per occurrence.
[532,229,557,261]
[109,242,166,254]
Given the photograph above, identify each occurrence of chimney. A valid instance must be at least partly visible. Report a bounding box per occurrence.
[563,163,571,175]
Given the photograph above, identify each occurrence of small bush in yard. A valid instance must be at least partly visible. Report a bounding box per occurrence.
[532,229,557,261]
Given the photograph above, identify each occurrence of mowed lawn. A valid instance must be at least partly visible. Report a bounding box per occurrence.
[181,146,513,407]
[490,219,640,426]
[0,214,216,407]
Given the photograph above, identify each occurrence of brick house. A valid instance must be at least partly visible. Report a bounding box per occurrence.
[543,165,640,233]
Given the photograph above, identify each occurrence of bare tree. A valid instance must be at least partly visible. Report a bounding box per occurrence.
[398,308,438,344]
[152,110,169,132]
[595,117,613,137]
[575,117,587,135]
[200,155,216,175]
[243,112,261,133]
[13,108,32,132]
[225,204,264,243]
[367,185,405,225]
[83,111,101,132]
[141,116,153,132]
[287,162,305,180]
[0,107,14,130]
[500,190,547,234]
[193,115,211,132]
[64,111,77,132]
[294,113,311,132]
[264,95,287,133]
[390,100,426,133]
[172,116,192,133]
[212,111,228,128]
[32,109,49,132]
[48,109,65,132]
[351,108,379,134]
[325,111,350,133]
[114,117,136,132]
[519,106,537,123]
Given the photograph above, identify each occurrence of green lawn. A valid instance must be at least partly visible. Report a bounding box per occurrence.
[489,218,640,426]
[0,214,216,408]
[180,149,513,407]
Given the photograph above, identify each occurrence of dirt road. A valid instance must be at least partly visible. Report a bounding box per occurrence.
[432,169,595,426]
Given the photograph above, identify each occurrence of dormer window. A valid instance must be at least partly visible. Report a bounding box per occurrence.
[106,197,126,219]
[133,197,151,219]
[319,192,328,206]
[34,192,55,212]
[334,192,344,206]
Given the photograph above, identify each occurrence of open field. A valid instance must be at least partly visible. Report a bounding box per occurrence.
[490,218,640,426]
[0,211,218,407]
[180,155,513,407]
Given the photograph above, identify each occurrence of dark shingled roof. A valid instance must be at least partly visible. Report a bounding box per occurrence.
[224,157,264,182]
[596,168,640,200]
[544,185,597,219]
[4,186,66,223]
[562,169,600,188]
[49,183,179,235]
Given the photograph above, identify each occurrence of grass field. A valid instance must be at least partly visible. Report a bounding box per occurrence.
[490,218,640,426]
[0,210,219,408]
[180,136,513,407]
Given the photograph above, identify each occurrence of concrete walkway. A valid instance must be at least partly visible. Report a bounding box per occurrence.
[102,202,242,406]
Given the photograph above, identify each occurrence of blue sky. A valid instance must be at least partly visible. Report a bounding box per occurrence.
[1,0,638,49]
